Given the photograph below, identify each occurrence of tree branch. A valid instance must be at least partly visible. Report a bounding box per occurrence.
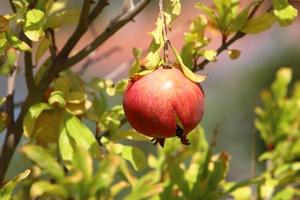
[8,0,17,13]
[61,0,152,70]
[58,0,109,58]
[194,0,267,72]
[24,41,36,93]
[0,52,19,185]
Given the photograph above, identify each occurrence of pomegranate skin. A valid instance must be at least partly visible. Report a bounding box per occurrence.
[123,67,205,139]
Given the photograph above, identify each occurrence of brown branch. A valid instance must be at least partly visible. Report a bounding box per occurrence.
[0,0,152,185]
[61,0,152,70]
[58,0,109,58]
[0,52,19,185]
[194,0,267,72]
[8,0,17,13]
[24,41,37,94]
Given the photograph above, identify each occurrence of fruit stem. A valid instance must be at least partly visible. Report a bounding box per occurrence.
[159,0,169,65]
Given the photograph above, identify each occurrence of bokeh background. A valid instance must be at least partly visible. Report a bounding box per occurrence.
[0,0,300,182]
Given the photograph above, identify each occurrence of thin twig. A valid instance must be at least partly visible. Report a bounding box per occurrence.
[194,1,267,72]
[24,41,37,93]
[58,0,94,58]
[61,0,152,70]
[8,0,17,13]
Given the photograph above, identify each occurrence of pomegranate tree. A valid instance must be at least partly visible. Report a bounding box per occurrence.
[123,66,205,147]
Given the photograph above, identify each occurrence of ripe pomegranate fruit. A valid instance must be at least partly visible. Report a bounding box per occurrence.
[123,66,205,147]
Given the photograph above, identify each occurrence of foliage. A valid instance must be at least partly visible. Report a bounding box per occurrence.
[0,0,299,199]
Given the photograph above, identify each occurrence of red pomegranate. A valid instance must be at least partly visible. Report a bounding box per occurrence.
[123,66,205,147]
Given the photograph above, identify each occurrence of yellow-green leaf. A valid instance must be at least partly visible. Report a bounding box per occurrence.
[22,145,64,181]
[242,12,276,34]
[272,0,298,26]
[35,37,50,64]
[30,181,68,199]
[121,145,146,171]
[0,15,9,33]
[5,31,31,52]
[23,103,52,137]
[48,91,66,108]
[172,46,207,83]
[0,169,31,200]
[24,9,46,41]
[203,50,217,62]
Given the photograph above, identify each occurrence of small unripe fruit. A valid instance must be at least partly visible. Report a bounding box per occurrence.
[123,66,205,147]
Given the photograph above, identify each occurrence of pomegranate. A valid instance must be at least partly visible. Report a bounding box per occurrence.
[123,66,205,147]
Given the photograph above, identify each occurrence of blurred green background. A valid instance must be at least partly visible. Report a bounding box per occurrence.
[0,0,299,182]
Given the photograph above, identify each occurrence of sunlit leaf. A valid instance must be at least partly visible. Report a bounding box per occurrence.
[0,169,31,200]
[5,31,31,52]
[24,9,46,41]
[163,0,181,26]
[30,181,68,199]
[0,48,16,75]
[23,103,52,137]
[121,145,147,171]
[64,113,100,157]
[48,91,66,108]
[172,46,207,83]
[0,15,9,33]
[272,0,298,26]
[35,37,50,64]
[242,12,276,34]
[22,145,64,181]
[203,50,217,62]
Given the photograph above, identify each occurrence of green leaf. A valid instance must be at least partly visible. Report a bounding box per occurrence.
[0,33,7,55]
[230,4,252,32]
[5,31,31,52]
[231,187,252,200]
[271,67,292,100]
[30,181,68,199]
[23,103,52,137]
[181,43,194,69]
[184,15,208,47]
[45,9,81,29]
[145,18,164,68]
[163,0,181,26]
[212,0,239,32]
[72,145,93,180]
[272,0,298,26]
[22,145,64,181]
[121,145,147,171]
[273,187,295,200]
[0,15,9,33]
[66,92,86,104]
[242,12,276,34]
[58,121,74,164]
[0,48,17,76]
[92,155,119,191]
[48,91,66,108]
[195,3,217,25]
[168,163,190,198]
[227,49,241,60]
[24,9,46,41]
[172,46,207,83]
[64,113,100,157]
[35,37,50,63]
[203,50,217,62]
[0,169,31,200]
